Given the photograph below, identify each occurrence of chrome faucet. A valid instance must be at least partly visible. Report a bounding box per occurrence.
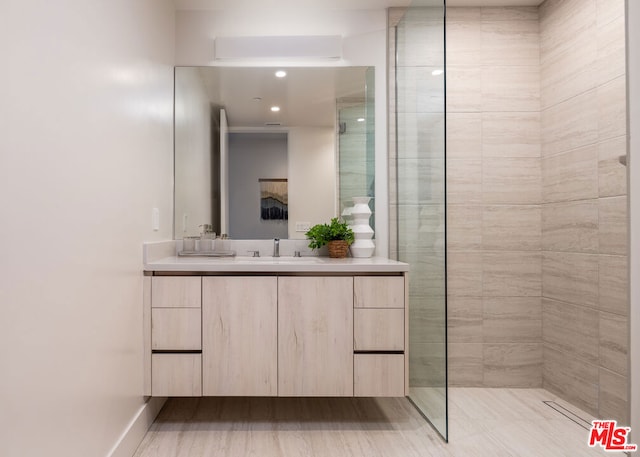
[273,238,280,257]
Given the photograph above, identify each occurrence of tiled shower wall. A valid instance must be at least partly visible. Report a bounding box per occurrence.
[539,0,628,423]
[446,7,543,387]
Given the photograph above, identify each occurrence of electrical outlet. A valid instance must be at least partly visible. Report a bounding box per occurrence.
[295,222,311,232]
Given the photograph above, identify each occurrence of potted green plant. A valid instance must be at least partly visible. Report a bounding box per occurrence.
[305,217,355,258]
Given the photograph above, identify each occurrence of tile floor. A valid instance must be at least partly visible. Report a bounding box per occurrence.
[133,388,629,456]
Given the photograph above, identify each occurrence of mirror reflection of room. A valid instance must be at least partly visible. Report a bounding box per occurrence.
[174,66,375,240]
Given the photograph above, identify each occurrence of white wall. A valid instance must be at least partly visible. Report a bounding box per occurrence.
[628,0,640,440]
[0,1,175,456]
[288,127,337,239]
[174,67,213,237]
[175,8,389,256]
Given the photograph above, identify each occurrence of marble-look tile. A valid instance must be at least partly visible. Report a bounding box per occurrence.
[542,200,599,253]
[446,14,482,67]
[447,159,482,205]
[542,252,598,307]
[542,298,599,364]
[596,0,625,27]
[599,312,628,376]
[599,368,629,426]
[598,254,628,316]
[482,251,542,297]
[448,296,483,343]
[481,19,539,67]
[482,205,541,251]
[540,27,597,110]
[598,136,628,198]
[446,66,482,113]
[539,0,596,61]
[482,112,541,158]
[409,342,446,386]
[396,205,445,250]
[541,90,598,157]
[596,13,626,86]
[483,157,541,204]
[543,344,599,416]
[598,75,627,142]
[410,297,446,344]
[446,113,482,159]
[481,66,540,113]
[396,66,445,114]
[481,6,538,22]
[483,297,542,343]
[448,251,483,297]
[448,343,483,387]
[542,145,598,203]
[447,205,482,251]
[396,158,444,205]
[396,112,445,159]
[483,343,542,388]
[599,196,628,255]
[396,20,444,68]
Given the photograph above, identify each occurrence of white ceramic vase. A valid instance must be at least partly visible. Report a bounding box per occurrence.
[349,196,375,258]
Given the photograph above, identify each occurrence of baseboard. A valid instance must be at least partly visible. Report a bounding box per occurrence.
[107,396,167,457]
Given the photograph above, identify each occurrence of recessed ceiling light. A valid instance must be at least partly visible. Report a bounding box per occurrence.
[357,118,365,122]
[431,69,444,76]
[275,70,287,78]
[270,106,281,112]
[252,97,262,102]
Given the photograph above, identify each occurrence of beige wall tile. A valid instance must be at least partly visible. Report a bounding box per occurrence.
[396,21,444,68]
[596,0,625,27]
[409,297,446,344]
[396,66,444,114]
[542,298,599,364]
[447,67,482,113]
[397,205,445,250]
[448,251,483,297]
[542,145,598,203]
[483,343,542,387]
[598,254,628,316]
[599,196,628,255]
[599,312,628,376]
[448,205,482,251]
[409,342,446,386]
[596,13,626,85]
[447,159,482,204]
[446,113,482,159]
[448,297,483,343]
[483,251,542,297]
[448,343,483,387]
[446,15,482,67]
[540,0,595,61]
[447,6,481,22]
[598,136,627,198]
[482,205,541,251]
[481,6,538,22]
[483,157,541,204]
[482,66,540,112]
[541,90,598,157]
[543,345,598,416]
[481,20,539,67]
[598,76,627,142]
[542,252,598,307]
[397,158,444,205]
[396,112,444,159]
[599,368,629,425]
[482,112,541,158]
[483,297,542,343]
[542,200,599,253]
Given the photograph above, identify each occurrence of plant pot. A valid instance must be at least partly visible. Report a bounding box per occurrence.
[327,240,349,258]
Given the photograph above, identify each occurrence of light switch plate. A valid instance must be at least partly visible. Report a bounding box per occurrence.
[295,222,311,232]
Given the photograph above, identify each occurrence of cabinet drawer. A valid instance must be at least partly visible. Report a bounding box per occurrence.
[354,276,404,308]
[354,354,404,397]
[354,308,404,351]
[152,308,201,350]
[152,276,201,308]
[152,354,202,397]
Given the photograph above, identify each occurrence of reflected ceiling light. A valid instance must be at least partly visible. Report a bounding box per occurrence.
[431,69,444,76]
[270,106,281,112]
[252,97,262,102]
[275,70,287,78]
[357,118,365,122]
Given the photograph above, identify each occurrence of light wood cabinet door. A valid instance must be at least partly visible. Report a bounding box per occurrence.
[354,354,404,397]
[152,276,201,308]
[278,276,354,396]
[152,308,201,350]
[354,276,404,308]
[202,277,278,396]
[354,308,404,351]
[152,354,202,397]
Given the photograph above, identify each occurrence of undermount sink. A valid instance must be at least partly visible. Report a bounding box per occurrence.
[233,256,323,263]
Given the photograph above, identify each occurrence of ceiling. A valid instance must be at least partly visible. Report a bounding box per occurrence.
[174,0,543,10]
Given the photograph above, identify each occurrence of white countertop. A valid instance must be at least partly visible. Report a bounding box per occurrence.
[144,255,409,273]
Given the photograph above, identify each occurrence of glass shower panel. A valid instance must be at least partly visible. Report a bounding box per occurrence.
[395,0,447,439]
[337,72,375,231]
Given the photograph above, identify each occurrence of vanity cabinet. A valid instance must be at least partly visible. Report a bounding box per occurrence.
[278,276,354,396]
[202,277,278,396]
[146,270,407,398]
